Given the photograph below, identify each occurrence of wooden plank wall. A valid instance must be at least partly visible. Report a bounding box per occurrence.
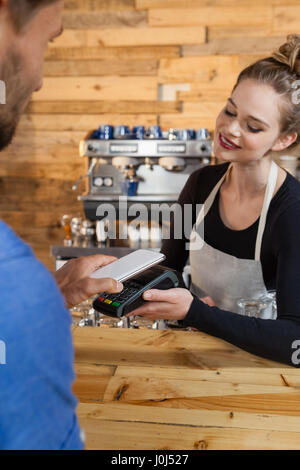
[0,0,299,271]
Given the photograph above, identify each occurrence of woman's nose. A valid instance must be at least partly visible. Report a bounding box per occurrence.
[226,118,241,137]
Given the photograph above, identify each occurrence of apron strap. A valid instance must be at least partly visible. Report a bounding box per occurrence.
[194,161,279,261]
[195,165,231,226]
[255,160,278,261]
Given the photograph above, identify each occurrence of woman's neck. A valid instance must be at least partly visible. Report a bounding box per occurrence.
[222,158,273,202]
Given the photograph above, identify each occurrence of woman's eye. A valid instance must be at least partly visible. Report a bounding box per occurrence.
[224,107,263,133]
[225,108,236,117]
[247,124,262,133]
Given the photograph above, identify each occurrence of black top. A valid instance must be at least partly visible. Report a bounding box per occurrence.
[161,163,300,366]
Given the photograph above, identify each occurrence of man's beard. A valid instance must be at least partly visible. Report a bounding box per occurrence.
[0,49,33,152]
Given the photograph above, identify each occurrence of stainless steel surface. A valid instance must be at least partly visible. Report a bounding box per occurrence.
[78,194,180,202]
[80,138,212,159]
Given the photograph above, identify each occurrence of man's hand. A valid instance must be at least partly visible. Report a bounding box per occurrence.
[125,287,194,321]
[54,255,123,309]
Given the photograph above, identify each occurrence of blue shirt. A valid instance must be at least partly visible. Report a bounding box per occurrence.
[0,221,84,450]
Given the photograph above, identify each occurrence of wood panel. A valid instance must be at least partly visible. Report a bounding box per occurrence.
[45,45,180,61]
[77,402,300,433]
[158,56,239,85]
[148,7,272,27]
[78,418,300,450]
[43,59,158,76]
[208,25,274,39]
[136,0,297,8]
[31,77,158,101]
[25,101,179,114]
[64,0,135,10]
[182,37,284,56]
[48,27,206,48]
[62,10,147,29]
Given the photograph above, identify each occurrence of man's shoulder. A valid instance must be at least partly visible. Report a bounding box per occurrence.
[0,220,32,261]
[0,220,66,322]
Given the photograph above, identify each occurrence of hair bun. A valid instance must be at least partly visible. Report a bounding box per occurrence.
[272,34,300,75]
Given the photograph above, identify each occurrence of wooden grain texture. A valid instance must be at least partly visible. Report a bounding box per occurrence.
[158,56,239,84]
[62,10,147,29]
[72,327,280,368]
[48,27,206,48]
[182,36,285,56]
[273,6,300,33]
[148,7,272,27]
[45,45,180,61]
[31,77,158,101]
[136,0,300,7]
[64,0,135,10]
[78,419,300,450]
[43,59,158,76]
[73,328,300,450]
[208,25,274,39]
[76,402,300,432]
[18,113,158,132]
[25,101,179,114]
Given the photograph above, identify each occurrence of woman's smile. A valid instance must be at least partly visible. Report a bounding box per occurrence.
[218,132,241,150]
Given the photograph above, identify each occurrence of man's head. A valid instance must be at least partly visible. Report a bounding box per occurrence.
[0,0,64,151]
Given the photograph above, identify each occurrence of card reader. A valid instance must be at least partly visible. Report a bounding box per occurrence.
[92,265,179,318]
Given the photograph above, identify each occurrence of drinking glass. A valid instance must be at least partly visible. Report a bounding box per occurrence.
[237,297,273,318]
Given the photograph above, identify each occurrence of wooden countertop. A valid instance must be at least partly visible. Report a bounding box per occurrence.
[73,327,300,450]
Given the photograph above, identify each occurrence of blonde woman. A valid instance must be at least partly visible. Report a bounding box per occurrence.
[129,35,300,367]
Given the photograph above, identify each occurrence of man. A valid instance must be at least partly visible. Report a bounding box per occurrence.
[0,0,123,449]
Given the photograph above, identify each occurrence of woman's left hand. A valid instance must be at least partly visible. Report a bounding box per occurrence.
[126,288,194,321]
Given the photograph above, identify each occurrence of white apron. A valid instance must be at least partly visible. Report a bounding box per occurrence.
[189,161,278,318]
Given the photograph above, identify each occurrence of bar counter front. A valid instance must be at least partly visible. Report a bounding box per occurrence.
[73,326,300,450]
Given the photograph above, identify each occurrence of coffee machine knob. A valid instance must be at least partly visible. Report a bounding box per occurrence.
[104,177,113,187]
[93,177,104,187]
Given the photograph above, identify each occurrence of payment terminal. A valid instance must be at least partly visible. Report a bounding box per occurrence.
[92,265,180,318]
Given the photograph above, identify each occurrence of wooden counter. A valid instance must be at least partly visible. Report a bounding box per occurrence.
[73,327,300,450]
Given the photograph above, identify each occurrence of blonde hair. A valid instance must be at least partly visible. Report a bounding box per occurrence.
[233,34,300,148]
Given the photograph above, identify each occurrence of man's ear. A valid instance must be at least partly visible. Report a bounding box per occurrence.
[271,132,298,152]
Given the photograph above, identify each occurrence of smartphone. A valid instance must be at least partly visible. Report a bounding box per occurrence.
[90,249,166,283]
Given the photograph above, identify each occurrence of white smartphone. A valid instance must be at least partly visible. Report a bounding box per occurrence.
[90,249,166,282]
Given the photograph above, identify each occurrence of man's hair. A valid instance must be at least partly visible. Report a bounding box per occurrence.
[8,0,59,31]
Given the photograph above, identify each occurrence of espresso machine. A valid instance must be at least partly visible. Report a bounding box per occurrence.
[79,124,211,244]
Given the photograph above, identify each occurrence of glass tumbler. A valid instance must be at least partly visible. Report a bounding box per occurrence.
[237,297,273,319]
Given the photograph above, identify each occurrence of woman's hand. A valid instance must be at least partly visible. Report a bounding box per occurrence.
[54,255,123,309]
[126,287,194,321]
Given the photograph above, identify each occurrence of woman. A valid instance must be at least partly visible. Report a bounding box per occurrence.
[128,35,300,367]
